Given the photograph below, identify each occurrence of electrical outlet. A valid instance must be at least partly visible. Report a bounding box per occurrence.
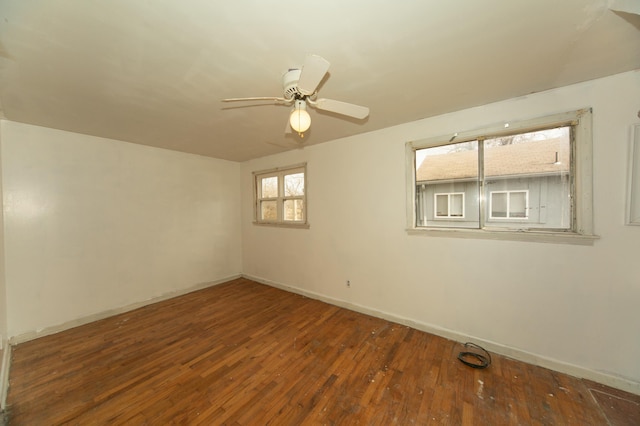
[346,280,351,287]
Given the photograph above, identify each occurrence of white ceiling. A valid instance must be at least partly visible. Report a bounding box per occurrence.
[0,1,639,162]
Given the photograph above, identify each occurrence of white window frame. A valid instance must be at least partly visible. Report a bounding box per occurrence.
[253,163,309,228]
[626,124,640,225]
[405,109,598,245]
[489,190,529,220]
[434,192,465,218]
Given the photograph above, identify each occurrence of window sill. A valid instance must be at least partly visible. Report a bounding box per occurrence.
[406,227,599,245]
[253,221,310,229]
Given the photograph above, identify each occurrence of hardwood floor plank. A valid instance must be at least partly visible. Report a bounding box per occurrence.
[6,278,633,425]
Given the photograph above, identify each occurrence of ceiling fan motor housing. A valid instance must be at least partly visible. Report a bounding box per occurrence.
[283,69,303,100]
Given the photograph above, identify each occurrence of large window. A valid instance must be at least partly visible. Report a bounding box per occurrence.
[254,164,307,226]
[407,109,596,244]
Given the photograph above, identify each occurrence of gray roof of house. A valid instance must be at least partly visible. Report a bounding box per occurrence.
[416,138,570,182]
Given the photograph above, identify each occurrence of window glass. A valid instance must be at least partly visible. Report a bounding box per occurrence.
[254,165,307,226]
[450,194,463,217]
[260,200,277,221]
[434,193,464,218]
[490,192,508,218]
[509,192,527,218]
[484,128,570,229]
[284,173,304,197]
[435,194,448,217]
[414,126,573,231]
[261,176,278,198]
[284,199,304,221]
[416,141,478,228]
[490,191,528,219]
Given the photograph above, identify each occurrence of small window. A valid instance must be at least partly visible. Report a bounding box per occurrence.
[254,164,307,226]
[406,109,597,244]
[490,190,528,219]
[434,193,465,218]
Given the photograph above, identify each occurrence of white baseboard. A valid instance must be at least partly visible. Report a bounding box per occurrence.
[0,338,10,410]
[9,274,241,346]
[243,274,640,397]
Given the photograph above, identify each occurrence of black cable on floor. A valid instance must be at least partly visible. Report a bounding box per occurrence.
[457,342,492,369]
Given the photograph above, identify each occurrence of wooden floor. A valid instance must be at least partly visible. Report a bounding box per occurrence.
[6,278,640,425]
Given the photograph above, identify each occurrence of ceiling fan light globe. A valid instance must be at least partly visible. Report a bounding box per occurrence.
[289,110,311,133]
[289,101,311,133]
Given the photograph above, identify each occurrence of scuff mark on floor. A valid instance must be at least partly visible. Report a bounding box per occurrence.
[477,379,484,399]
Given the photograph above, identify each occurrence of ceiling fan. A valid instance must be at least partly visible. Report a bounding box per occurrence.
[222,54,369,137]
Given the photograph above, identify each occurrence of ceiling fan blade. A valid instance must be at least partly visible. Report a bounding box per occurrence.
[297,54,330,96]
[284,116,292,134]
[222,96,289,103]
[312,98,370,119]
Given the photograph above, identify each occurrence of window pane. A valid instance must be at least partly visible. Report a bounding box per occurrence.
[491,192,508,218]
[284,199,304,221]
[260,200,277,221]
[284,173,304,196]
[450,194,463,217]
[416,141,479,228]
[435,194,448,217]
[484,127,571,229]
[261,176,278,198]
[509,192,527,218]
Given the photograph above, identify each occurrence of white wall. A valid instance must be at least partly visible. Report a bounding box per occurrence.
[242,70,640,393]
[0,127,6,348]
[1,121,242,338]
[0,130,7,410]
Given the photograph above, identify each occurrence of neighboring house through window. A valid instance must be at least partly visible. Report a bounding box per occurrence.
[407,109,596,244]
